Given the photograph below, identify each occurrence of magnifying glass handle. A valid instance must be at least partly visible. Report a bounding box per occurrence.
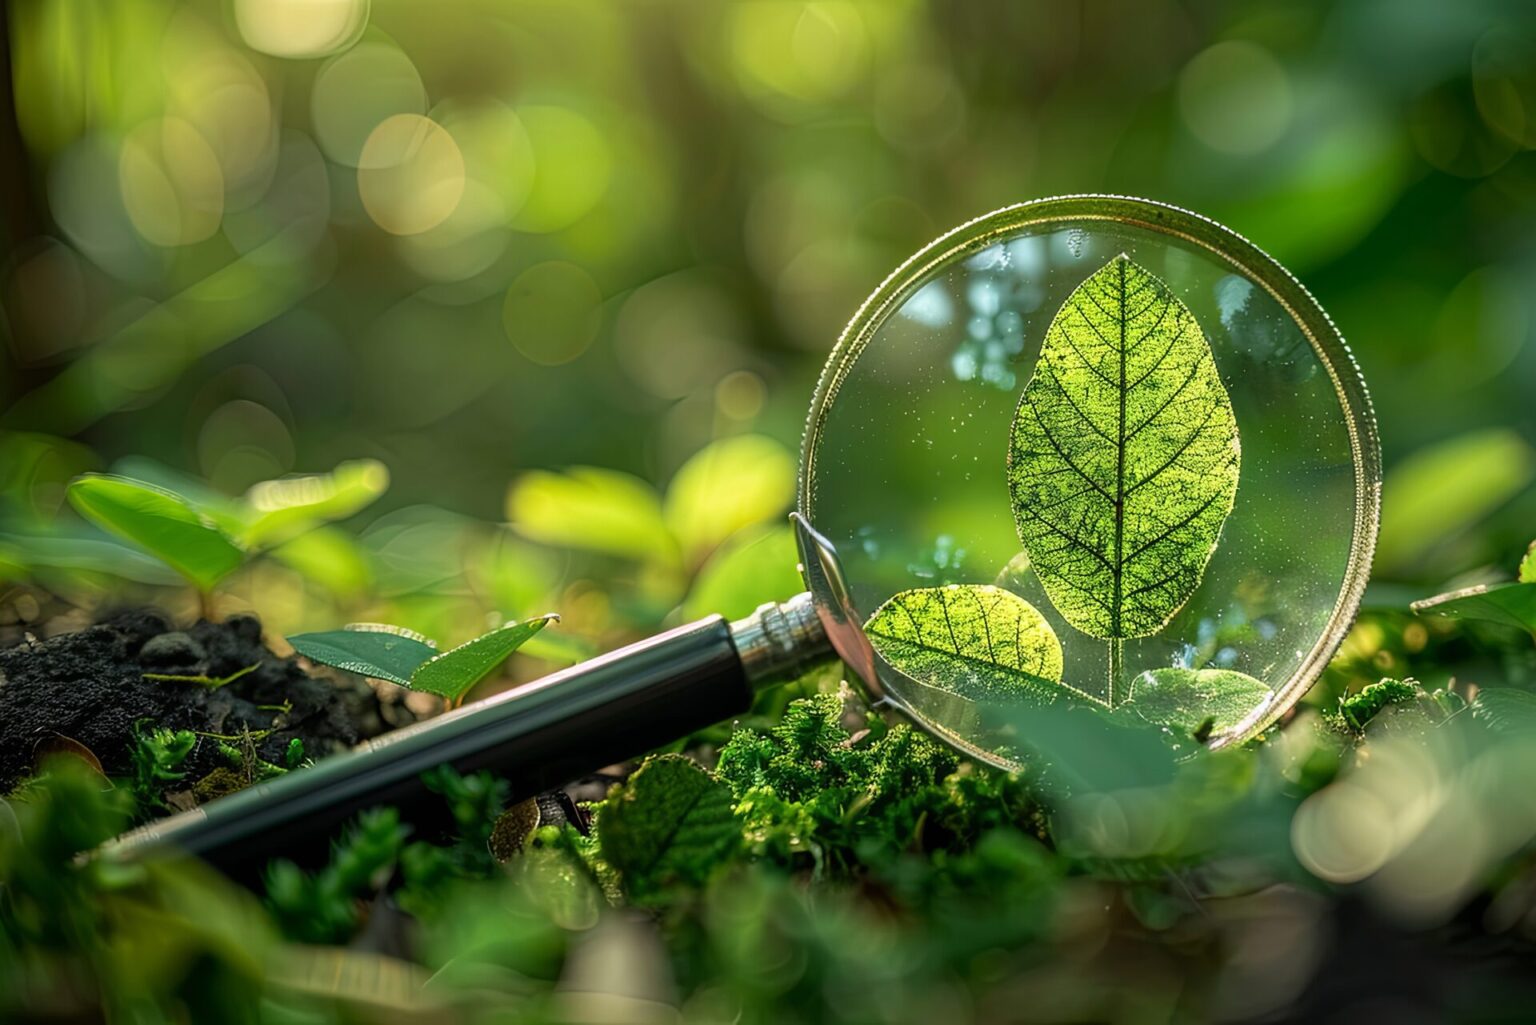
[107,595,828,882]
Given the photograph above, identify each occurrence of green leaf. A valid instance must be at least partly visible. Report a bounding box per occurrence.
[66,474,245,591]
[1520,542,1536,585]
[682,523,804,621]
[409,615,557,701]
[287,624,439,686]
[1375,429,1536,576]
[1125,668,1272,735]
[239,459,390,547]
[1412,581,1536,636]
[1007,255,1240,641]
[506,466,675,563]
[663,434,795,564]
[864,584,1071,704]
[268,526,374,597]
[597,754,739,900]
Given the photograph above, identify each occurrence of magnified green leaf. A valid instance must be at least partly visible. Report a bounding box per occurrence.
[287,624,439,686]
[507,466,675,563]
[1008,255,1239,644]
[66,474,245,591]
[239,459,390,547]
[663,434,795,565]
[864,584,1073,704]
[1412,581,1536,637]
[1125,668,1272,736]
[409,615,558,701]
[598,754,739,901]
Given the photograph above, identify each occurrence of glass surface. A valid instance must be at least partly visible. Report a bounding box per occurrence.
[802,200,1376,756]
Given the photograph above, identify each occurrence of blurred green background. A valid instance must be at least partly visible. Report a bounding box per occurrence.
[3,0,1535,666]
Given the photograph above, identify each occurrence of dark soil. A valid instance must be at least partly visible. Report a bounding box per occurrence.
[0,609,420,795]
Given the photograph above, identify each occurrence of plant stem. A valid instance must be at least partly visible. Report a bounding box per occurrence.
[1108,638,1123,708]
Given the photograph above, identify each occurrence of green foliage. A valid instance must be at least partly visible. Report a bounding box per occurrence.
[237,459,389,548]
[1413,579,1536,637]
[1521,542,1536,585]
[264,808,410,944]
[289,616,554,701]
[1335,677,1424,732]
[596,754,740,901]
[410,617,556,701]
[420,765,509,877]
[661,434,796,566]
[287,623,438,686]
[1008,256,1239,648]
[128,720,197,813]
[66,474,245,592]
[1468,687,1536,734]
[863,584,1068,703]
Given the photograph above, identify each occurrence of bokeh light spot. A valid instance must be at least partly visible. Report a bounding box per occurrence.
[715,370,766,421]
[358,114,466,236]
[1178,41,1292,155]
[510,106,611,234]
[502,261,604,366]
[311,41,426,166]
[615,272,744,399]
[235,0,370,59]
[118,117,225,247]
[731,2,868,108]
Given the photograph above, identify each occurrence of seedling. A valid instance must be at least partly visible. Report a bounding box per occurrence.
[141,662,260,689]
[288,616,557,705]
[64,459,388,617]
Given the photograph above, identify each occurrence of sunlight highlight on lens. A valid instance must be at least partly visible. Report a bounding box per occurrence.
[118,117,225,247]
[358,114,466,236]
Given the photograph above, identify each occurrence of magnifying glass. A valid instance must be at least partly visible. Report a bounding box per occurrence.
[111,196,1379,879]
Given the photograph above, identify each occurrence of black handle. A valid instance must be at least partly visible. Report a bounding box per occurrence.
[110,615,753,882]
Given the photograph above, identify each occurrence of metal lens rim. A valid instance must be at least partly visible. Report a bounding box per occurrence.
[796,194,1381,750]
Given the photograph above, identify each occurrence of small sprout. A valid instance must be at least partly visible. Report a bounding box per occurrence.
[129,720,198,813]
[142,662,260,689]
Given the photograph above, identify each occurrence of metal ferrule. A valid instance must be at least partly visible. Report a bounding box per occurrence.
[729,592,830,688]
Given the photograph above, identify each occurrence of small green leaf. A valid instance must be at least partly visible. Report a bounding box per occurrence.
[269,526,374,597]
[1412,581,1536,636]
[682,523,804,621]
[66,474,245,591]
[408,615,557,701]
[1124,667,1272,735]
[1519,542,1536,585]
[663,434,795,564]
[597,754,739,900]
[864,584,1072,705]
[239,459,390,547]
[506,466,674,562]
[287,624,439,686]
[1008,255,1240,642]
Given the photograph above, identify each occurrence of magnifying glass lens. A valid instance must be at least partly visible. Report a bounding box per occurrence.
[802,199,1377,761]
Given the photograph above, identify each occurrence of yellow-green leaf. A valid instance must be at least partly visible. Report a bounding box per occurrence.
[409,615,557,701]
[1009,256,1239,641]
[66,474,245,591]
[239,459,389,547]
[507,467,674,563]
[663,434,795,564]
[1520,541,1536,585]
[864,584,1071,704]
